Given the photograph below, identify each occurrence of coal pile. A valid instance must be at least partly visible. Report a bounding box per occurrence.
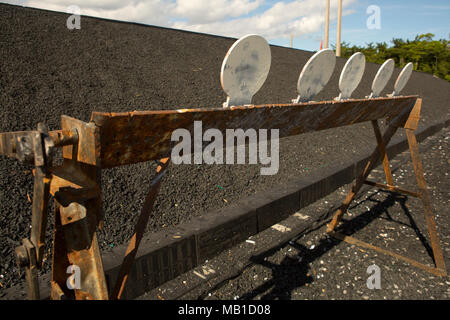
[0,3,449,292]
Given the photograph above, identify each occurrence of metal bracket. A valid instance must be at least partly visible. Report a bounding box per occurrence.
[15,239,40,299]
[1,123,80,299]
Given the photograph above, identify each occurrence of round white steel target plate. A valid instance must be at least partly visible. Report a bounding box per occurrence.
[294,49,336,103]
[370,58,395,98]
[338,52,366,100]
[393,62,413,96]
[221,34,271,107]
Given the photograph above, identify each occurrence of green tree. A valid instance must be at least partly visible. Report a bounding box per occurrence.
[340,34,450,82]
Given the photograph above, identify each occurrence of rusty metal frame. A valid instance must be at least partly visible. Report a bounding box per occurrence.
[0,95,446,300]
[109,157,170,300]
[49,116,108,300]
[326,98,447,277]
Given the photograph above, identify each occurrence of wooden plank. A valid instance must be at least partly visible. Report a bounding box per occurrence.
[90,96,418,168]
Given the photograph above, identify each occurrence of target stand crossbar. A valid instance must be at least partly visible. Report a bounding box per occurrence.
[326,98,447,277]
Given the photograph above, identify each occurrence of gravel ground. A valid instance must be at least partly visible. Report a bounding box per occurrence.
[0,3,449,293]
[205,127,450,300]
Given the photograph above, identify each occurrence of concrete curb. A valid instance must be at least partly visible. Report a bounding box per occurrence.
[2,119,449,300]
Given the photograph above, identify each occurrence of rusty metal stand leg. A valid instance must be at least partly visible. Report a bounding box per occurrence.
[51,202,73,300]
[405,129,446,274]
[371,120,394,186]
[15,124,53,300]
[110,157,170,300]
[48,117,110,300]
[15,170,49,301]
[15,239,40,300]
[50,162,108,300]
[326,99,447,276]
[326,116,401,233]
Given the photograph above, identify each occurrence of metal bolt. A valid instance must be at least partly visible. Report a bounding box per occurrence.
[15,245,29,268]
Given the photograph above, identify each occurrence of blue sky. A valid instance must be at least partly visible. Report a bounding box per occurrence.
[270,0,450,50]
[3,0,450,51]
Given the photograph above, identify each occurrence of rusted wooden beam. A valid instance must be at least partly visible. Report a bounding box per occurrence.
[90,96,418,168]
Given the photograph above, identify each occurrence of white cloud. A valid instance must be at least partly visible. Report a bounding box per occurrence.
[174,0,261,24]
[173,0,357,40]
[5,0,358,40]
[24,0,175,26]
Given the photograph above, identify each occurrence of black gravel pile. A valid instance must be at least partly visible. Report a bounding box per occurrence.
[0,3,449,292]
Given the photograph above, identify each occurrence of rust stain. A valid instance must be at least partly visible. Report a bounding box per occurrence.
[90,96,418,168]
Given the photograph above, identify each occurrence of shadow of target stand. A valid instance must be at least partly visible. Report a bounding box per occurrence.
[0,35,446,300]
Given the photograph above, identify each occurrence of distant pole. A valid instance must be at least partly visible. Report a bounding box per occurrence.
[290,34,293,48]
[336,0,342,56]
[324,0,330,49]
